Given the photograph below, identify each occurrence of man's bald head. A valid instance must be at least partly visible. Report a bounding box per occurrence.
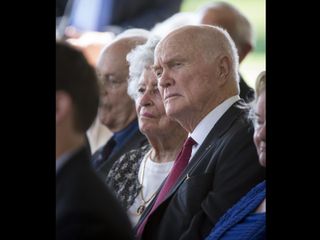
[156,25,239,83]
[154,25,240,131]
[96,35,148,132]
[99,36,147,65]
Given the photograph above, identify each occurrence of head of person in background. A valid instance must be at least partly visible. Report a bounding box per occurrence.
[198,1,254,64]
[253,71,266,167]
[152,1,254,65]
[151,11,199,38]
[56,41,133,240]
[91,29,150,172]
[56,41,99,160]
[198,1,255,102]
[105,35,187,226]
[86,29,150,154]
[96,29,150,133]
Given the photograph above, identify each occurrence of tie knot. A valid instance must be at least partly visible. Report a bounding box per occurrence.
[184,137,196,148]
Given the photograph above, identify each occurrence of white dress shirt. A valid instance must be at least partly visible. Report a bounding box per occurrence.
[189,95,240,161]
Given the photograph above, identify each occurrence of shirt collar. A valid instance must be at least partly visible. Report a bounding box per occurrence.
[190,95,240,147]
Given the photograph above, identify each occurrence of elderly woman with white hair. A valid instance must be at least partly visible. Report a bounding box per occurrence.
[105,35,187,226]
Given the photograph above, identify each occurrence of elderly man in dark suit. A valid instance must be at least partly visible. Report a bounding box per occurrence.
[56,41,133,240]
[135,25,265,239]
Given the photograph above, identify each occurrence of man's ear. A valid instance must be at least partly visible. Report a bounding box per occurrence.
[217,55,231,84]
[56,91,72,124]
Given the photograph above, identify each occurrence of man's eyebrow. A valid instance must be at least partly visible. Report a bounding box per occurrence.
[151,56,185,67]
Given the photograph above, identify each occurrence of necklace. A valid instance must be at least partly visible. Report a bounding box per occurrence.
[136,150,158,216]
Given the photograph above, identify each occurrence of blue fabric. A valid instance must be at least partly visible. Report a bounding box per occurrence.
[69,0,113,31]
[111,119,139,156]
[205,181,266,240]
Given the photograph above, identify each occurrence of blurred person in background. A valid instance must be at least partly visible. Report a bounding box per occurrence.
[198,1,255,102]
[91,29,150,176]
[56,41,133,240]
[57,0,183,34]
[57,0,183,66]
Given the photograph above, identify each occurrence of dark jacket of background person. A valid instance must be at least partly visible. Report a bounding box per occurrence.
[93,127,148,176]
[136,101,265,240]
[56,41,133,240]
[56,147,133,240]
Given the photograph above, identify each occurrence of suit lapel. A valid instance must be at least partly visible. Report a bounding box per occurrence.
[136,101,249,228]
[157,100,247,205]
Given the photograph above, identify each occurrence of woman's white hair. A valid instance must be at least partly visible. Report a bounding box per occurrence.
[126,35,161,100]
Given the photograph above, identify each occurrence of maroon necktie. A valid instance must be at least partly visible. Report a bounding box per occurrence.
[136,137,197,238]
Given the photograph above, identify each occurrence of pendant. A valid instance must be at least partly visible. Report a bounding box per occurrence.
[137,204,146,215]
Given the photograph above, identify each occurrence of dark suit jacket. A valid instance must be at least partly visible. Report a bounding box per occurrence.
[56,146,133,240]
[136,100,265,240]
[93,128,148,178]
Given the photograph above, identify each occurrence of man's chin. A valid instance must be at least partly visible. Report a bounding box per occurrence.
[165,106,181,120]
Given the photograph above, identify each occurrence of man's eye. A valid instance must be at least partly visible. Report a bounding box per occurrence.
[110,79,119,84]
[156,70,162,78]
[254,116,264,128]
[138,87,145,94]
